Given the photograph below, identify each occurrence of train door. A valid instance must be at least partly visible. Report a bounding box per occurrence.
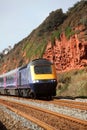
[19,72,21,86]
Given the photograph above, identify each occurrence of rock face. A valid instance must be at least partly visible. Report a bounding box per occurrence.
[43,25,87,72]
[0,25,87,74]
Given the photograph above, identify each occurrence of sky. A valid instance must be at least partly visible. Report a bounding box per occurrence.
[0,0,80,52]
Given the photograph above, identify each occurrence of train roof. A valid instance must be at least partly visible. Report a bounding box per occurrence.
[0,68,18,78]
[29,58,53,66]
[19,64,27,71]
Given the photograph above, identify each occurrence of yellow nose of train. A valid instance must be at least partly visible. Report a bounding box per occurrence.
[29,59,57,98]
[30,65,57,81]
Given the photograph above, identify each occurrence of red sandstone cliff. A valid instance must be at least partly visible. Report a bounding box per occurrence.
[0,1,87,74]
[43,25,87,72]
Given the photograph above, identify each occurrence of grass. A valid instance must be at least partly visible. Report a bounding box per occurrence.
[56,68,87,97]
[23,39,47,60]
[51,29,61,44]
[65,26,75,39]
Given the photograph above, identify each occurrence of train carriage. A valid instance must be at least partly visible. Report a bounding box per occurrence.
[0,68,18,95]
[0,58,57,99]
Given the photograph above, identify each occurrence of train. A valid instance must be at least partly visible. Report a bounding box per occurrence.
[0,58,57,99]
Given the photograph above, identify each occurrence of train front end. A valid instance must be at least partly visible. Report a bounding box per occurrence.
[29,59,57,98]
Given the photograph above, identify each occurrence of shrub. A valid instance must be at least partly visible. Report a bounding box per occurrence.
[79,18,87,26]
[65,26,75,39]
[51,30,61,45]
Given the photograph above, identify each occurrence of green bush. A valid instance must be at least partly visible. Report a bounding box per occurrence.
[51,30,61,45]
[65,26,75,39]
[57,68,87,97]
[79,18,87,26]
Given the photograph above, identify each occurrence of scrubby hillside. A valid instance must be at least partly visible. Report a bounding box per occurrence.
[57,67,87,97]
[0,8,67,73]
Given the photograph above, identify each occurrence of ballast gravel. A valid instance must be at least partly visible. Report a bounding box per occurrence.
[0,105,44,130]
[2,96,86,120]
[0,96,87,130]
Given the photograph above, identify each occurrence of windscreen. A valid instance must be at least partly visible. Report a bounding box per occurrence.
[34,65,52,74]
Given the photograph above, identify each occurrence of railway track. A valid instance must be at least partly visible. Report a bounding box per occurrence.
[51,99,87,110]
[15,96,87,111]
[0,98,87,130]
[14,96,87,111]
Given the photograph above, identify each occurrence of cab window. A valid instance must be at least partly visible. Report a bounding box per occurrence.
[34,65,52,74]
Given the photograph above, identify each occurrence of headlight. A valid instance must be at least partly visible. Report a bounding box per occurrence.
[33,80,39,83]
[51,79,57,82]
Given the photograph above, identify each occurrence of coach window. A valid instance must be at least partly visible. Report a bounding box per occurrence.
[6,75,14,84]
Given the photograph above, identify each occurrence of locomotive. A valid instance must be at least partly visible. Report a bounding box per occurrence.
[0,58,57,99]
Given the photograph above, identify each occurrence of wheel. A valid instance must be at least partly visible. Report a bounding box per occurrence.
[47,96,52,100]
[18,89,23,97]
[29,90,36,99]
